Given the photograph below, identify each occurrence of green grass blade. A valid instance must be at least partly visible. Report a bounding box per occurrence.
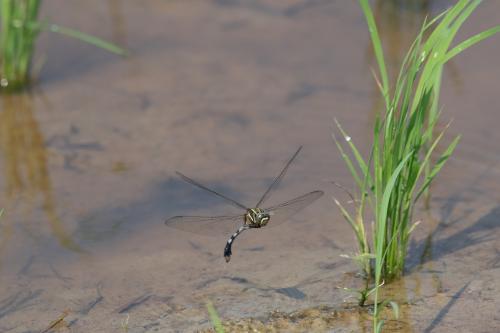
[410,119,448,192]
[411,0,481,113]
[332,131,364,189]
[373,152,411,332]
[443,26,500,64]
[376,152,412,267]
[375,320,385,333]
[333,197,369,254]
[388,301,400,319]
[206,300,225,333]
[415,135,460,201]
[46,24,127,56]
[334,119,372,188]
[358,0,389,106]
[333,198,356,232]
[422,0,470,56]
[424,8,451,31]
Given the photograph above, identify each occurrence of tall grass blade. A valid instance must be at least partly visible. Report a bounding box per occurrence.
[443,26,500,63]
[359,0,389,106]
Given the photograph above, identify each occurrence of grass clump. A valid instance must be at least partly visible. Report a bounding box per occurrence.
[333,0,499,330]
[0,0,126,92]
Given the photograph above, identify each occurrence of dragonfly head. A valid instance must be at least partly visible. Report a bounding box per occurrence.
[257,212,270,226]
[246,208,270,227]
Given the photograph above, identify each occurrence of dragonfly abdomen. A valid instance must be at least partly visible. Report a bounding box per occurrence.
[224,225,249,262]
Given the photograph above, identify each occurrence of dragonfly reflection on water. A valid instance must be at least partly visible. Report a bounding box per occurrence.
[164,147,324,262]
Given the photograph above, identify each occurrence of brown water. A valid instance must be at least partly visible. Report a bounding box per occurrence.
[1,1,500,332]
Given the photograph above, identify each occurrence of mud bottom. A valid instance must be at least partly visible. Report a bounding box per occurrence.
[200,303,411,333]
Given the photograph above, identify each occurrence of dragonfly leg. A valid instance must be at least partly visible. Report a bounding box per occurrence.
[224,225,249,262]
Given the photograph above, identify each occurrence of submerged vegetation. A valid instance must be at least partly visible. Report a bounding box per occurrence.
[334,0,500,330]
[0,94,82,252]
[0,0,125,92]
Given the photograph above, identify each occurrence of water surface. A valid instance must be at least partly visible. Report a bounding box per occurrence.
[1,1,500,332]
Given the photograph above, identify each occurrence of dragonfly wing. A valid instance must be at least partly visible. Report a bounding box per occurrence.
[255,146,302,207]
[263,191,324,227]
[176,172,248,210]
[164,214,244,236]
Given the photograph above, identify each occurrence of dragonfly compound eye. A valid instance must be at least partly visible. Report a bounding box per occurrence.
[258,213,271,226]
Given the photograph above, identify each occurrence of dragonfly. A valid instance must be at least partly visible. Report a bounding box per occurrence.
[164,146,324,262]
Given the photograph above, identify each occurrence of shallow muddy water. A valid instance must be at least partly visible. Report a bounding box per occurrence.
[0,0,500,332]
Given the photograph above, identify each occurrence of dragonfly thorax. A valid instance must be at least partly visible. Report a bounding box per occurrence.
[245,208,270,228]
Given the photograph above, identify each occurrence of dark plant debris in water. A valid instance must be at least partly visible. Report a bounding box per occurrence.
[40,309,71,333]
[200,304,412,332]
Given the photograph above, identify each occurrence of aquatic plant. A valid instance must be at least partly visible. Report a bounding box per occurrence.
[40,309,71,333]
[121,314,130,333]
[333,0,499,330]
[206,300,225,333]
[0,0,125,92]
